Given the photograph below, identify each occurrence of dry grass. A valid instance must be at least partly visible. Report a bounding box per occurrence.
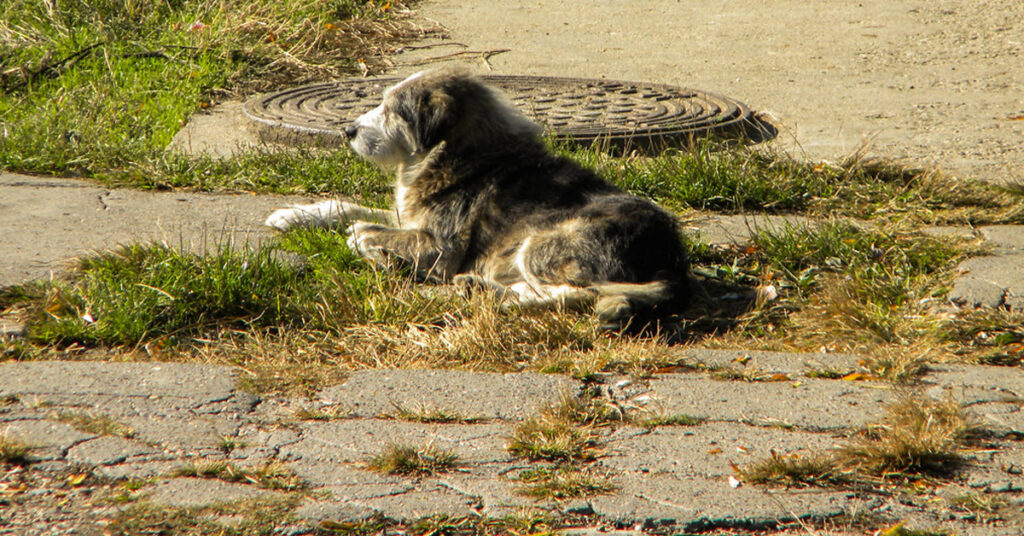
[0,434,33,464]
[51,411,136,438]
[514,467,617,500]
[506,415,600,463]
[170,461,303,491]
[365,443,459,476]
[382,402,487,424]
[838,395,972,477]
[738,449,847,487]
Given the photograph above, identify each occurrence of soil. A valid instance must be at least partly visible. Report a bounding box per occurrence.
[405,0,1024,184]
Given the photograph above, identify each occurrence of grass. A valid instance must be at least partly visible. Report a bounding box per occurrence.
[838,395,972,477]
[0,0,432,184]
[51,411,136,438]
[741,393,974,491]
[0,434,33,464]
[365,443,460,476]
[633,412,705,428]
[105,496,302,536]
[514,467,617,501]
[169,461,303,491]
[738,450,847,488]
[383,403,487,424]
[506,415,600,463]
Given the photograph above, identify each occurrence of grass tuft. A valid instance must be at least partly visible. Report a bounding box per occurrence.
[365,443,459,476]
[838,395,971,477]
[738,449,847,487]
[0,434,33,464]
[383,403,487,424]
[514,467,617,500]
[52,411,136,438]
[170,461,303,491]
[506,416,600,463]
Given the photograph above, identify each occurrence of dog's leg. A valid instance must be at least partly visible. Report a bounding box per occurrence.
[505,282,598,312]
[265,200,396,231]
[346,222,463,280]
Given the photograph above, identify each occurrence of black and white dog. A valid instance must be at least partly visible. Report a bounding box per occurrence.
[265,70,690,327]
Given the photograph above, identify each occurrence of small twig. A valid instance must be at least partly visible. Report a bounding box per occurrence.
[401,48,510,67]
[5,41,104,92]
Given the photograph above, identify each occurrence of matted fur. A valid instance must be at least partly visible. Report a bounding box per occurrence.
[265,70,690,327]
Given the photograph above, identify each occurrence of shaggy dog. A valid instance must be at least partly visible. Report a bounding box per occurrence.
[265,70,690,328]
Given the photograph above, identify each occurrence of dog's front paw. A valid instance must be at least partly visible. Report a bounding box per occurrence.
[265,207,307,232]
[345,222,388,261]
[453,274,507,299]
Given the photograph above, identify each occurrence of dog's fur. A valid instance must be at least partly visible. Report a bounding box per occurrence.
[265,70,690,327]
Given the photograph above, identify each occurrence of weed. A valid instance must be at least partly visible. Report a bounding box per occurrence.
[217,436,246,453]
[0,434,33,464]
[294,405,353,422]
[365,443,459,476]
[170,461,303,491]
[633,413,705,428]
[839,394,971,477]
[738,449,847,487]
[104,496,300,536]
[507,416,600,463]
[52,411,136,438]
[514,467,617,500]
[383,403,487,424]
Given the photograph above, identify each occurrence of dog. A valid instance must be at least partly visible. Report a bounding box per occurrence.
[265,70,690,328]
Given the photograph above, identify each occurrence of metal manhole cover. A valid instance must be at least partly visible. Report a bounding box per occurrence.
[244,75,773,150]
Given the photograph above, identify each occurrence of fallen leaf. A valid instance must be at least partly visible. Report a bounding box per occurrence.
[67,473,87,486]
[767,373,791,382]
[706,447,723,455]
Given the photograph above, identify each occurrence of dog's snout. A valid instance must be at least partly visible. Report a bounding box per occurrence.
[343,124,358,139]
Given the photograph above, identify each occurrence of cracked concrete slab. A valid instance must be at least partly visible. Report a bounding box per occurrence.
[598,422,841,478]
[667,348,863,376]
[950,225,1024,311]
[642,374,892,430]
[146,477,285,508]
[589,474,854,530]
[2,360,1022,534]
[316,369,578,420]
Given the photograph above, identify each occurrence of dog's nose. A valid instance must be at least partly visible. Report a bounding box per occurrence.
[343,124,358,139]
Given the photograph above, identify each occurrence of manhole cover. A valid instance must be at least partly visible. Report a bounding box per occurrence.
[244,75,773,150]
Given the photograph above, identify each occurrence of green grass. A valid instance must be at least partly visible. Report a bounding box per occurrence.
[514,467,617,500]
[0,0,420,186]
[365,443,460,476]
[169,461,303,491]
[506,416,600,463]
[51,411,136,438]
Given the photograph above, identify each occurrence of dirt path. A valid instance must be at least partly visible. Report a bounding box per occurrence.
[407,0,1023,183]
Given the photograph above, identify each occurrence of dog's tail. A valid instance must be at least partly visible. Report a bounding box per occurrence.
[590,273,689,330]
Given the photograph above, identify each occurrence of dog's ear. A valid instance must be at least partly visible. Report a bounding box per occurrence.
[407,88,454,153]
[415,88,452,150]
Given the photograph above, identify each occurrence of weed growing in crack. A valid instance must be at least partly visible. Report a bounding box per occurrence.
[632,412,706,429]
[738,449,848,487]
[838,395,972,477]
[507,415,600,463]
[365,443,459,476]
[170,461,303,491]
[294,405,354,422]
[51,411,136,438]
[514,467,617,500]
[382,403,488,424]
[0,434,33,464]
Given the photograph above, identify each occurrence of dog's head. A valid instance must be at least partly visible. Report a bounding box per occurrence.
[346,70,542,167]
